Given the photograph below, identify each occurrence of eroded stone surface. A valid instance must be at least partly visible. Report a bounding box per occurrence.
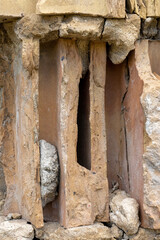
[0,27,43,228]
[0,0,37,20]
[40,140,59,207]
[142,18,158,38]
[135,40,160,229]
[60,16,104,40]
[126,0,146,18]
[0,219,34,240]
[145,0,160,17]
[103,14,140,64]
[15,14,63,41]
[36,0,125,18]
[39,39,108,227]
[110,190,140,235]
[129,228,156,240]
[36,222,120,240]
[6,213,22,220]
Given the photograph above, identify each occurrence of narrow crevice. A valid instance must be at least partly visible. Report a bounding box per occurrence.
[123,115,130,191]
[100,18,106,40]
[121,59,130,191]
[33,229,40,240]
[77,71,91,170]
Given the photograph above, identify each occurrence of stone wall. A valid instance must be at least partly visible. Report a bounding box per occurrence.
[0,0,160,239]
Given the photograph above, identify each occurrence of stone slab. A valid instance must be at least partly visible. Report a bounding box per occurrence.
[133,40,160,229]
[0,0,37,20]
[39,39,109,227]
[36,0,125,18]
[36,222,119,240]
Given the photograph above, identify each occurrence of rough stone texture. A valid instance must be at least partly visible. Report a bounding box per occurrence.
[36,0,125,18]
[127,0,160,18]
[110,190,140,235]
[0,26,43,228]
[105,58,130,192]
[13,38,43,228]
[15,14,63,41]
[144,0,160,17]
[142,18,158,38]
[0,0,37,20]
[103,14,140,64]
[76,40,89,77]
[6,213,22,220]
[0,26,17,216]
[60,16,104,40]
[0,65,6,213]
[134,40,160,229]
[35,222,122,240]
[129,228,156,240]
[40,140,59,207]
[123,51,145,226]
[0,219,34,240]
[39,39,108,227]
[126,0,147,18]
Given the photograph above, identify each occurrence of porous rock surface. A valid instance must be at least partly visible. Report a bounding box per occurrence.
[36,222,123,240]
[59,16,104,40]
[127,0,160,18]
[110,190,140,235]
[129,227,157,240]
[40,140,59,207]
[0,217,34,240]
[103,14,140,64]
[36,0,125,18]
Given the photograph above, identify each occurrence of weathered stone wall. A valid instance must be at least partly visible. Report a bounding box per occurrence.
[0,0,160,239]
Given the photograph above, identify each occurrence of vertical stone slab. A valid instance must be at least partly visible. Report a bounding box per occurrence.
[40,39,109,227]
[89,42,109,222]
[135,40,160,229]
[123,51,145,224]
[105,58,130,193]
[14,39,43,228]
[0,36,17,214]
[59,40,108,227]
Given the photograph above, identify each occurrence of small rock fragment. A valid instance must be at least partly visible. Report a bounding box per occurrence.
[40,140,59,207]
[111,224,123,239]
[7,213,22,220]
[110,190,140,235]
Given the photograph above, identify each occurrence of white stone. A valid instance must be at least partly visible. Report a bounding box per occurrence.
[40,140,59,207]
[0,219,34,240]
[110,190,140,235]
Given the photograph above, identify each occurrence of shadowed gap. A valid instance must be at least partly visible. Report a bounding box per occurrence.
[77,72,91,170]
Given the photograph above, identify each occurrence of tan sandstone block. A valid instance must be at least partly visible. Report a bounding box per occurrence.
[59,16,104,40]
[36,0,125,18]
[127,0,147,18]
[144,0,160,17]
[1,36,43,228]
[102,14,140,64]
[0,0,37,19]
